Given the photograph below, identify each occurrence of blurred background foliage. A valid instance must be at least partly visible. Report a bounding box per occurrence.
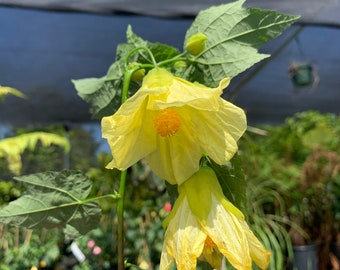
[240,110,340,269]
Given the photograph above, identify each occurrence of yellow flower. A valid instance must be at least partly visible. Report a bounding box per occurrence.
[101,68,246,184]
[160,167,271,270]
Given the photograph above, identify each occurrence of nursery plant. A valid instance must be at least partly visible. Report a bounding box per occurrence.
[240,111,340,269]
[0,0,300,269]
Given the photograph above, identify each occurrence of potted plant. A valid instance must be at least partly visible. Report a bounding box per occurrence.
[240,111,340,269]
[288,148,340,269]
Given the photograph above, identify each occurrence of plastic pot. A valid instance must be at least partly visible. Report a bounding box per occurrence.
[291,244,318,270]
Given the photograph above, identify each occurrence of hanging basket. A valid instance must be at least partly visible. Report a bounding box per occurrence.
[288,62,314,87]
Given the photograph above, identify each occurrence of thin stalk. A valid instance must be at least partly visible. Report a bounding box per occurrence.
[125,46,157,67]
[117,170,127,270]
[157,52,189,67]
[24,229,32,245]
[14,227,19,249]
[116,69,134,270]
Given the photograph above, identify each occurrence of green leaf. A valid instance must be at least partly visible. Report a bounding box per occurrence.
[73,26,180,118]
[72,75,120,118]
[0,132,70,175]
[184,0,300,86]
[207,154,247,215]
[0,170,101,239]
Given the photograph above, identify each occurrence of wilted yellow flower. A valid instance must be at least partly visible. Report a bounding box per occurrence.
[160,167,271,270]
[102,68,246,184]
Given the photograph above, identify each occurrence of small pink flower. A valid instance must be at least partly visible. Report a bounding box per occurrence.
[92,246,102,255]
[164,202,172,213]
[87,240,95,249]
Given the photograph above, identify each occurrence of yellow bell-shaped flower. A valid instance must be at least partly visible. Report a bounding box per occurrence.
[102,68,246,184]
[160,167,271,270]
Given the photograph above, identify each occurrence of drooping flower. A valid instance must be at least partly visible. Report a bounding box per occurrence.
[160,166,271,270]
[102,68,246,184]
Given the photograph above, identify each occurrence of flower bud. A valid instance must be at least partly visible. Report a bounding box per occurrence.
[128,62,146,82]
[185,33,208,56]
[173,60,187,71]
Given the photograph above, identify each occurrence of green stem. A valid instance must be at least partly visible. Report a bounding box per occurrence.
[81,193,120,204]
[157,52,189,67]
[125,46,157,67]
[121,70,131,103]
[116,68,135,270]
[117,169,127,270]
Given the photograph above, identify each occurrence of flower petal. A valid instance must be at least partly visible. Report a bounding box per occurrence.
[162,197,206,270]
[146,108,201,184]
[102,98,156,170]
[204,196,252,269]
[194,99,246,164]
[199,244,223,269]
[241,221,271,269]
[152,78,226,111]
[159,243,175,270]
